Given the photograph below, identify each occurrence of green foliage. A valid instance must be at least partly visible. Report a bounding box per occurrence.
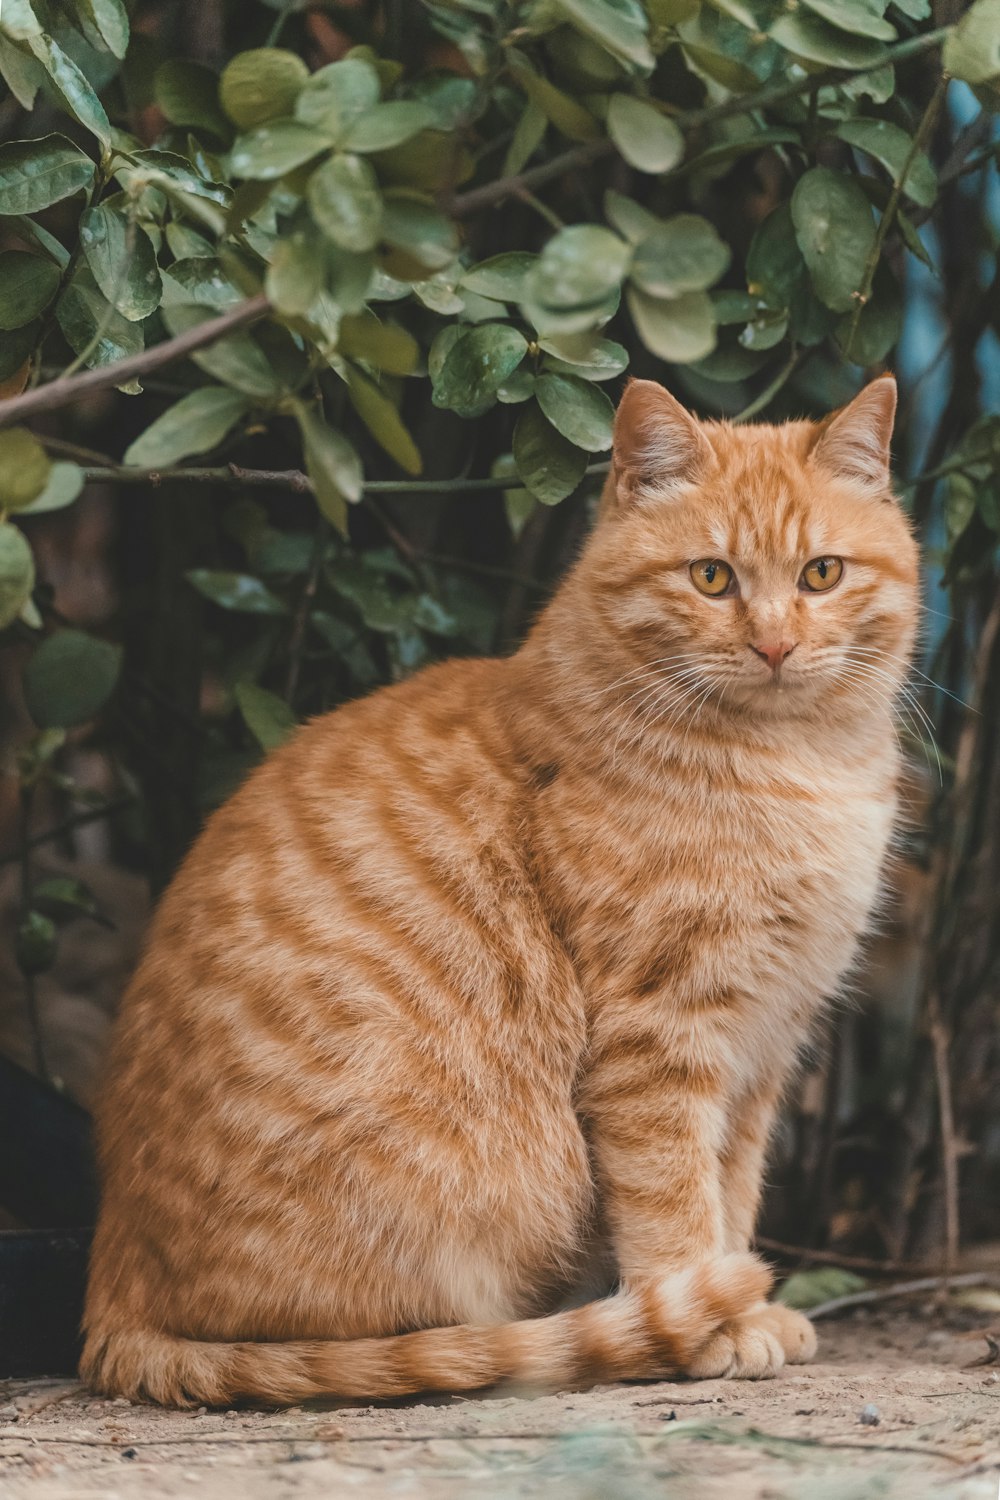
[0,0,994,895]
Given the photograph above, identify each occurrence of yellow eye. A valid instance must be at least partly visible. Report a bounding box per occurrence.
[690,559,734,597]
[801,557,844,592]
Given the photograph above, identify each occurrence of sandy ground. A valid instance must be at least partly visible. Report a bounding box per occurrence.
[3,1309,1000,1499]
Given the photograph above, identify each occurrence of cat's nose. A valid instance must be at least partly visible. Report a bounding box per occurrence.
[750,640,797,672]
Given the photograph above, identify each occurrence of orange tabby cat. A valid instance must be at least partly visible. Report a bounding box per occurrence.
[82,376,918,1406]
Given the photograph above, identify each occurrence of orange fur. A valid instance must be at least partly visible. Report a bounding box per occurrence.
[82,377,918,1405]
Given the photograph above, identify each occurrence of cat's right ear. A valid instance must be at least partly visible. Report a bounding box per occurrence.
[610,379,712,507]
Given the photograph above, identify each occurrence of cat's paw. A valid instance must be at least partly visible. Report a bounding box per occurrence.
[750,1301,817,1364]
[682,1300,817,1380]
[683,1313,785,1380]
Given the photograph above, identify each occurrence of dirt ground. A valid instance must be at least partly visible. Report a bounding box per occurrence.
[3,1308,1000,1500]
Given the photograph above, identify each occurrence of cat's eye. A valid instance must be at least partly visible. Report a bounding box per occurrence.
[690,559,734,597]
[801,557,844,592]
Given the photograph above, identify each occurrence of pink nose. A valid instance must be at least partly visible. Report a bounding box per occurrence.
[751,640,796,671]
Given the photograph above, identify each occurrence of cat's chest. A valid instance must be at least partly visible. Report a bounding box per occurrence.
[542,740,898,1020]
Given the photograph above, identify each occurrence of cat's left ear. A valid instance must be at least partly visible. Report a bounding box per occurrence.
[811,375,897,491]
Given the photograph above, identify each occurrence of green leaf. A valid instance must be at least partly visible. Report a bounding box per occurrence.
[56,268,145,377]
[75,0,129,58]
[124,388,250,467]
[0,428,51,511]
[944,0,1000,84]
[18,462,84,516]
[497,369,536,403]
[347,369,422,474]
[0,38,45,114]
[295,57,381,140]
[535,373,614,452]
[308,153,383,253]
[160,303,279,398]
[836,119,936,208]
[0,523,35,628]
[340,101,436,152]
[460,252,538,303]
[769,13,888,67]
[0,134,94,214]
[627,285,717,361]
[26,33,111,147]
[513,402,589,504]
[1,214,69,269]
[777,1267,866,1310]
[552,0,655,70]
[163,259,242,310]
[944,473,977,541]
[604,189,663,243]
[507,52,601,142]
[527,224,631,311]
[504,99,547,176]
[79,204,162,322]
[432,323,529,418]
[798,0,896,40]
[32,875,102,921]
[339,311,420,375]
[219,48,309,129]
[606,94,683,173]
[294,403,363,535]
[155,59,230,140]
[265,226,327,316]
[234,681,297,751]
[23,629,123,728]
[230,120,326,180]
[791,167,875,312]
[186,570,290,614]
[537,333,629,381]
[631,215,731,297]
[0,250,60,329]
[16,911,56,977]
[381,195,458,275]
[0,322,39,384]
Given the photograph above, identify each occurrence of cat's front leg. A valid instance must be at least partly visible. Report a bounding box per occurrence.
[582,1014,778,1377]
[702,1080,817,1375]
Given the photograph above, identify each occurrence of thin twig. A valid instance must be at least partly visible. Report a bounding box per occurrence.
[284,517,328,704]
[731,350,802,424]
[756,1238,948,1277]
[0,296,271,430]
[16,784,47,1082]
[0,795,135,867]
[806,1271,992,1321]
[930,999,961,1277]
[844,75,948,362]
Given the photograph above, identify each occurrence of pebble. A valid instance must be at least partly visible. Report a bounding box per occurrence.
[0,1403,18,1421]
[858,1402,881,1426]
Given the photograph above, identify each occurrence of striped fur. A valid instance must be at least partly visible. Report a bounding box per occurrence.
[82,378,918,1406]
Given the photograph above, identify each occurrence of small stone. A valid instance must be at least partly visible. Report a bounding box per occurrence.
[121,1447,138,1460]
[0,1404,18,1422]
[859,1402,881,1426]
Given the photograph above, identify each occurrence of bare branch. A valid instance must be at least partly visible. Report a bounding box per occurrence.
[0,296,271,431]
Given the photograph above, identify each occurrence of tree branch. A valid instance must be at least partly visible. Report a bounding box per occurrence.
[79,461,611,496]
[0,296,271,431]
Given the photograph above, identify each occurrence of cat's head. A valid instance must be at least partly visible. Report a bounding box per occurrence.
[587,376,919,723]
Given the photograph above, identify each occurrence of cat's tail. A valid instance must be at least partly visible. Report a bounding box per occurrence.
[80,1252,770,1407]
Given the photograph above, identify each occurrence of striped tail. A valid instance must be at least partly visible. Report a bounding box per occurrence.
[81,1252,770,1407]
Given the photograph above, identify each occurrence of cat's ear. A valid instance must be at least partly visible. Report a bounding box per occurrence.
[811,375,897,491]
[611,379,712,505]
